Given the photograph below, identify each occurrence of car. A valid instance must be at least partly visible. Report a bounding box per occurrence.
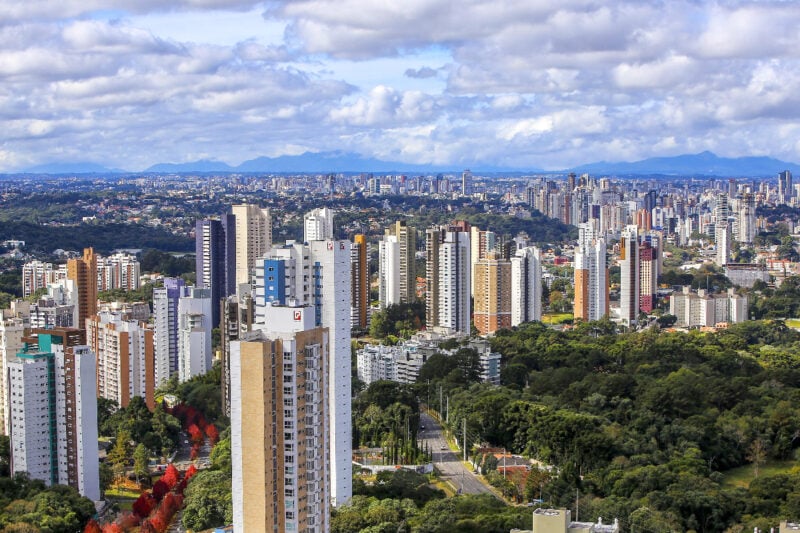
[420,425,425,429]
[440,445,446,450]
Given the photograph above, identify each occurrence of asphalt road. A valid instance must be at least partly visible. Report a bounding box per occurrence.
[419,412,497,497]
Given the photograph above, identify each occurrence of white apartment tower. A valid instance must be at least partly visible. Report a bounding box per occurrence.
[152,278,185,386]
[378,235,401,308]
[619,225,640,327]
[86,311,155,409]
[253,228,353,507]
[715,220,732,267]
[8,328,100,501]
[510,246,543,326]
[573,222,608,322]
[177,287,213,382]
[438,230,471,335]
[0,316,26,435]
[232,204,272,292]
[304,207,335,242]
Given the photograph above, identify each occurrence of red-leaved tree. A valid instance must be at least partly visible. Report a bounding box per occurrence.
[151,479,169,502]
[132,493,156,519]
[161,464,179,489]
[205,423,219,445]
[83,519,102,533]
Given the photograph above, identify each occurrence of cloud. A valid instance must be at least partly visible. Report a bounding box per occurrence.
[3,1,800,171]
[405,67,438,79]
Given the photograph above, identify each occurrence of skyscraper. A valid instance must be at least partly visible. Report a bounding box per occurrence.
[231,305,329,533]
[638,240,658,314]
[0,316,25,434]
[67,247,98,330]
[461,169,472,196]
[86,311,155,409]
[378,235,401,308]
[437,228,471,335]
[470,227,496,297]
[177,287,212,382]
[252,231,352,506]
[152,277,185,386]
[351,234,369,331]
[196,215,236,327]
[304,207,335,242]
[510,246,542,327]
[573,222,608,322]
[619,225,640,327]
[232,204,272,293]
[778,170,793,205]
[385,221,416,304]
[8,328,100,501]
[473,252,511,335]
[715,220,731,267]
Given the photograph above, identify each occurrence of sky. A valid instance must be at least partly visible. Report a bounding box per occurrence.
[2,0,800,171]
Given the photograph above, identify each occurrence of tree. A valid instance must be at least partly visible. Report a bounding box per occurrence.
[747,438,768,479]
[161,464,179,490]
[133,444,150,485]
[107,430,132,482]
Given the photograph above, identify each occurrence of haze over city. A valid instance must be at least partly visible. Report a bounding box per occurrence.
[3,0,800,172]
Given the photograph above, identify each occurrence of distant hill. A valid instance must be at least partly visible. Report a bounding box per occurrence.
[145,160,235,173]
[567,151,800,177]
[22,162,122,174]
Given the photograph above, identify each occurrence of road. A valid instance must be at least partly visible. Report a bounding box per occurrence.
[419,412,497,497]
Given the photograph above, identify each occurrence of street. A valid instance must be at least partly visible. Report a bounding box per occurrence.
[418,412,498,498]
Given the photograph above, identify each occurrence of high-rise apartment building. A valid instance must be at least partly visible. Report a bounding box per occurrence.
[177,287,212,382]
[778,170,793,205]
[152,277,185,386]
[232,204,271,293]
[473,253,511,335]
[0,316,25,434]
[196,215,236,327]
[715,220,731,267]
[510,246,542,327]
[461,170,472,196]
[638,239,658,314]
[86,311,155,409]
[97,252,140,292]
[437,228,471,335]
[385,221,416,304]
[22,261,66,298]
[573,222,608,322]
[470,227,496,296]
[378,235,400,308]
[252,231,352,506]
[67,247,98,330]
[351,234,369,331]
[8,328,100,501]
[619,225,640,327]
[231,305,329,533]
[304,207,335,242]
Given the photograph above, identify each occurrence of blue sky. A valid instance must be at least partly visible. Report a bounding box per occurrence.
[1,0,800,171]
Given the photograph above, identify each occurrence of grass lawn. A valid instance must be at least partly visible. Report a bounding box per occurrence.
[786,318,800,329]
[542,313,573,325]
[721,460,797,489]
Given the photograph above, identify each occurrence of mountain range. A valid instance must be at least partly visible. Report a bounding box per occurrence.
[16,150,800,177]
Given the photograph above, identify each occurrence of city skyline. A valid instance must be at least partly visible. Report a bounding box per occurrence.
[3,1,800,172]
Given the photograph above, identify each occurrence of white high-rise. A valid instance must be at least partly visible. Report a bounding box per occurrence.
[510,246,542,326]
[0,316,26,434]
[378,235,401,308]
[619,225,640,327]
[152,278,185,386]
[715,220,731,267]
[177,287,212,382]
[438,230,471,335]
[86,311,155,409]
[8,328,100,501]
[304,207,335,242]
[253,224,352,507]
[232,204,272,292]
[573,222,608,322]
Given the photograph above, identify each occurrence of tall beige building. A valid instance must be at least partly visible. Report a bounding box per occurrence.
[67,247,98,330]
[385,221,416,304]
[232,204,271,292]
[473,253,511,336]
[231,305,330,533]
